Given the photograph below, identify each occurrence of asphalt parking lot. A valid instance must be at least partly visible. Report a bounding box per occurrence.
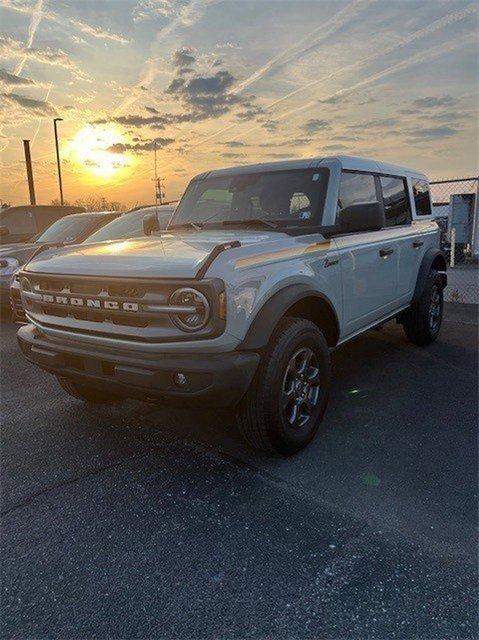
[1,305,477,639]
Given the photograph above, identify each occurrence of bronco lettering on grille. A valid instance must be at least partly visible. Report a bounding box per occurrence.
[40,294,139,312]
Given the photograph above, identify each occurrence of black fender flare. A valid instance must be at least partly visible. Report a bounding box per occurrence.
[412,248,447,304]
[239,284,339,350]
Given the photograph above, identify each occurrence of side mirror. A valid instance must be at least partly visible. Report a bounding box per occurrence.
[337,202,384,233]
[0,226,9,237]
[143,212,160,236]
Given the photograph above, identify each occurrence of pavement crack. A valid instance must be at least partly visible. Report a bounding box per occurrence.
[1,451,151,517]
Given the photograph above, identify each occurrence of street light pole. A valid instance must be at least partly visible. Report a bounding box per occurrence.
[53,117,64,205]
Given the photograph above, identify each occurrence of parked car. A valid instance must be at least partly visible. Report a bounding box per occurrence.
[85,204,175,243]
[3,211,120,318]
[0,205,85,245]
[16,156,447,455]
[9,205,175,321]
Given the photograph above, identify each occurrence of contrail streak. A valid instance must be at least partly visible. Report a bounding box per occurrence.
[115,0,217,116]
[0,0,44,151]
[193,2,477,147]
[14,0,44,76]
[240,33,477,139]
[32,81,53,145]
[234,0,375,93]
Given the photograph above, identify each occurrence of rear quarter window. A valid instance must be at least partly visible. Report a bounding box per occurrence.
[412,179,432,216]
[379,176,412,227]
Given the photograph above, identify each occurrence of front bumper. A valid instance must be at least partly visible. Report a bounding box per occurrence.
[17,324,259,407]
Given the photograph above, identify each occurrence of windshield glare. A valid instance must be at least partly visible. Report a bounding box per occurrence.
[171,169,327,228]
[35,214,98,244]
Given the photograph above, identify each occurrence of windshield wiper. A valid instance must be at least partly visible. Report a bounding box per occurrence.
[221,218,280,230]
[168,221,204,231]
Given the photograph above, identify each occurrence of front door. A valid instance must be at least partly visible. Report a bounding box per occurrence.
[334,171,399,338]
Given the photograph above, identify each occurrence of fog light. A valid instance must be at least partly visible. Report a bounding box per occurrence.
[174,372,187,386]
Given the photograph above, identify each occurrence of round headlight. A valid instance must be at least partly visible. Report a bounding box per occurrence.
[169,287,210,332]
[20,276,32,292]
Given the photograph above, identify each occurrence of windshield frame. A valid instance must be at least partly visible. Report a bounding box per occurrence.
[169,167,330,233]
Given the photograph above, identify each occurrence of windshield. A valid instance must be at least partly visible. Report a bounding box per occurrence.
[170,168,328,229]
[85,207,174,243]
[34,214,100,243]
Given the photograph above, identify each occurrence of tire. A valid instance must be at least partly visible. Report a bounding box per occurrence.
[57,376,121,403]
[402,270,444,346]
[236,317,331,455]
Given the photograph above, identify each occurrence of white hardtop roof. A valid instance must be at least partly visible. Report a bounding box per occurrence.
[196,155,427,180]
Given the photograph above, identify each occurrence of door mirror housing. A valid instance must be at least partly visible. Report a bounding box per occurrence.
[143,212,160,236]
[0,226,9,237]
[337,202,384,234]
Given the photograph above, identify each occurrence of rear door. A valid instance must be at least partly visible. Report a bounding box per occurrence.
[378,175,416,305]
[333,171,399,337]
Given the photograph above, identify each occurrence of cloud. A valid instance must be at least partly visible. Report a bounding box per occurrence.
[107,137,174,154]
[0,36,79,71]
[105,54,262,131]
[236,103,266,121]
[68,18,129,43]
[302,119,330,134]
[222,140,248,148]
[348,117,398,130]
[412,96,457,109]
[408,126,458,141]
[323,144,348,151]
[1,91,57,117]
[221,152,246,158]
[172,47,196,68]
[0,68,36,86]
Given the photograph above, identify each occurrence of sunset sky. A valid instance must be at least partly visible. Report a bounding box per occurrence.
[1,0,478,208]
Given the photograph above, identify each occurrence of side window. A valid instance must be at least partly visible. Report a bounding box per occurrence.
[379,176,412,227]
[337,171,378,220]
[1,209,37,235]
[412,179,432,216]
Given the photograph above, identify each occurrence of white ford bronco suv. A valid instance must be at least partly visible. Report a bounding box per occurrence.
[17,156,447,454]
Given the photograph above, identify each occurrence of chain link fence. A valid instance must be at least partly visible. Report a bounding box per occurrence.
[430,176,478,304]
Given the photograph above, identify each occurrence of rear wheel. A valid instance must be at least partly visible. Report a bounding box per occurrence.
[57,376,121,403]
[402,270,444,346]
[236,317,331,455]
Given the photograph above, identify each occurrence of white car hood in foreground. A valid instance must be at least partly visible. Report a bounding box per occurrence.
[22,230,285,279]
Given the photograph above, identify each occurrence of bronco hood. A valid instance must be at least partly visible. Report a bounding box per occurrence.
[23,230,283,279]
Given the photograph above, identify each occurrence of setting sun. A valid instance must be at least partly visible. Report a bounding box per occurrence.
[66,124,133,181]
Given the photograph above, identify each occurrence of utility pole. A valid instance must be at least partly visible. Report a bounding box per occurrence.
[53,117,64,205]
[23,139,36,205]
[153,141,166,206]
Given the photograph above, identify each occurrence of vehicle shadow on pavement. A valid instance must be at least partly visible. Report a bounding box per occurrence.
[132,315,478,560]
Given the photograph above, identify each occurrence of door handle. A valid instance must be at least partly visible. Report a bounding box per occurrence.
[413,240,424,248]
[379,247,394,257]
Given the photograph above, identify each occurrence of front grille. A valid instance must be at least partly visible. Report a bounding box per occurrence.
[20,273,222,343]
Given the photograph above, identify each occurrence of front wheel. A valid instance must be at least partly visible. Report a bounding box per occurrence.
[236,317,331,455]
[402,270,444,346]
